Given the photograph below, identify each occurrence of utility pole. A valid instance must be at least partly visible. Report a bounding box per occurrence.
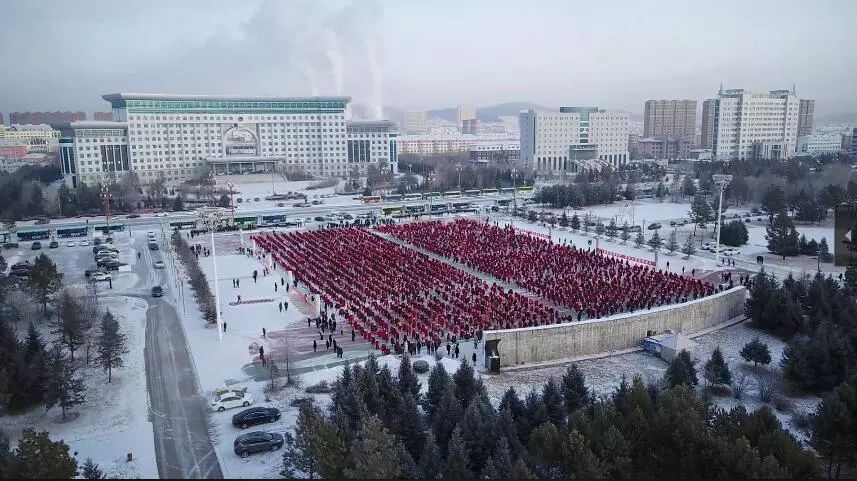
[712,174,733,266]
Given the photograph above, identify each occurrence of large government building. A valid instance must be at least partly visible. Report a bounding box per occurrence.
[56,93,398,188]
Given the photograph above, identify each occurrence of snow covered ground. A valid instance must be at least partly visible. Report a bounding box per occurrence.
[0,296,156,479]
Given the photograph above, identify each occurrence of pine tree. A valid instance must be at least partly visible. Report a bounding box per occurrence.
[397,352,421,402]
[528,422,564,479]
[541,378,565,427]
[480,455,499,479]
[425,362,450,417]
[453,360,478,407]
[664,349,698,387]
[739,338,772,367]
[606,220,618,241]
[52,291,86,361]
[80,458,104,479]
[509,459,536,479]
[570,214,580,231]
[17,322,48,407]
[559,212,569,228]
[818,237,833,263]
[524,389,547,435]
[431,388,463,453]
[647,230,663,250]
[13,428,78,479]
[344,415,407,479]
[399,393,424,460]
[417,431,444,480]
[44,344,86,420]
[766,212,800,259]
[561,429,603,479]
[497,407,525,458]
[460,394,497,474]
[445,425,473,480]
[26,253,63,316]
[810,381,857,479]
[704,347,732,386]
[171,195,185,212]
[94,311,128,383]
[681,234,697,258]
[634,230,645,248]
[666,229,680,254]
[689,193,712,236]
[491,437,514,478]
[620,222,631,244]
[598,425,632,479]
[595,223,605,238]
[561,364,589,413]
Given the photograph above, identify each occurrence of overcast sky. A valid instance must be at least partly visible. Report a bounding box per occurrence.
[1,0,854,117]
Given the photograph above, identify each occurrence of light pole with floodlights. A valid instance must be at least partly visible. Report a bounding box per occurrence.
[100,184,112,234]
[511,167,519,225]
[426,171,436,216]
[455,162,463,193]
[712,174,733,266]
[198,207,225,341]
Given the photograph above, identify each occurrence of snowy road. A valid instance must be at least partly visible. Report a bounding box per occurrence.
[133,233,224,479]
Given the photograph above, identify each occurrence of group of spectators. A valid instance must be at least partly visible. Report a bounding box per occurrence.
[252,228,565,350]
[378,219,715,319]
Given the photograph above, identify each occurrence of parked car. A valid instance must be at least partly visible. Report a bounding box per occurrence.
[232,407,281,429]
[34,218,50,225]
[93,237,102,246]
[151,286,164,297]
[126,213,140,219]
[314,216,326,222]
[744,218,751,223]
[66,241,76,247]
[233,431,284,458]
[212,390,254,412]
[721,247,741,256]
[31,241,42,250]
[253,197,260,202]
[311,200,322,205]
[669,221,677,226]
[85,268,106,278]
[49,241,59,248]
[153,260,166,269]
[276,203,285,207]
[2,242,19,249]
[148,242,159,251]
[647,223,662,230]
[154,212,169,217]
[105,237,113,243]
[90,272,112,282]
[81,240,90,246]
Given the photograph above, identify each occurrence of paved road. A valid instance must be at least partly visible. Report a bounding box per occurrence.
[135,233,223,479]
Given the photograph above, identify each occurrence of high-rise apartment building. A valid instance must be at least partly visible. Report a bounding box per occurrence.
[712,88,799,161]
[519,107,629,174]
[403,111,427,134]
[700,99,716,149]
[456,104,476,129]
[461,119,480,135]
[797,99,815,136]
[643,100,696,139]
[93,112,114,121]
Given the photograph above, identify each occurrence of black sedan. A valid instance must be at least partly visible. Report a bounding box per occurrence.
[233,431,284,458]
[232,407,281,429]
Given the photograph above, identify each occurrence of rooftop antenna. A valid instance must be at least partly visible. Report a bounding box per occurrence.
[718,82,724,95]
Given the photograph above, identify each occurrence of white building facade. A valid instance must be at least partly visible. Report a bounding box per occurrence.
[397,133,516,156]
[456,104,476,129]
[403,111,428,134]
[55,121,130,188]
[0,124,60,152]
[712,88,800,161]
[519,107,629,174]
[55,93,401,188]
[796,134,843,156]
[345,120,399,174]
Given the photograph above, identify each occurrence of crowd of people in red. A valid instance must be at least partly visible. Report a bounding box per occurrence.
[252,228,565,352]
[378,219,715,319]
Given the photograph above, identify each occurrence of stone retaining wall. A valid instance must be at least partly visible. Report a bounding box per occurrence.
[483,287,747,367]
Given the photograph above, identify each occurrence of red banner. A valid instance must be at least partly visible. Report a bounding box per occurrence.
[513,227,551,240]
[596,247,656,267]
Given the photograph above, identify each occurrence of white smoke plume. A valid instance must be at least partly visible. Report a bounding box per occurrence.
[302,66,319,96]
[321,28,345,95]
[367,33,383,119]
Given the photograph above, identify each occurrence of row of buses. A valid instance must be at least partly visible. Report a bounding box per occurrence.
[362,186,533,204]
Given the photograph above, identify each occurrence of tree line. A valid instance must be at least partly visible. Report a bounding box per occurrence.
[281,352,822,479]
[171,230,217,325]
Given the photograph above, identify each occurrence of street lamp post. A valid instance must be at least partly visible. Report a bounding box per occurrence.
[455,162,463,193]
[427,171,436,216]
[511,167,518,226]
[712,174,733,266]
[198,207,224,341]
[225,179,236,225]
[100,184,112,234]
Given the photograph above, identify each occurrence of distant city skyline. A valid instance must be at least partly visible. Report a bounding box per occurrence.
[1,0,855,119]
